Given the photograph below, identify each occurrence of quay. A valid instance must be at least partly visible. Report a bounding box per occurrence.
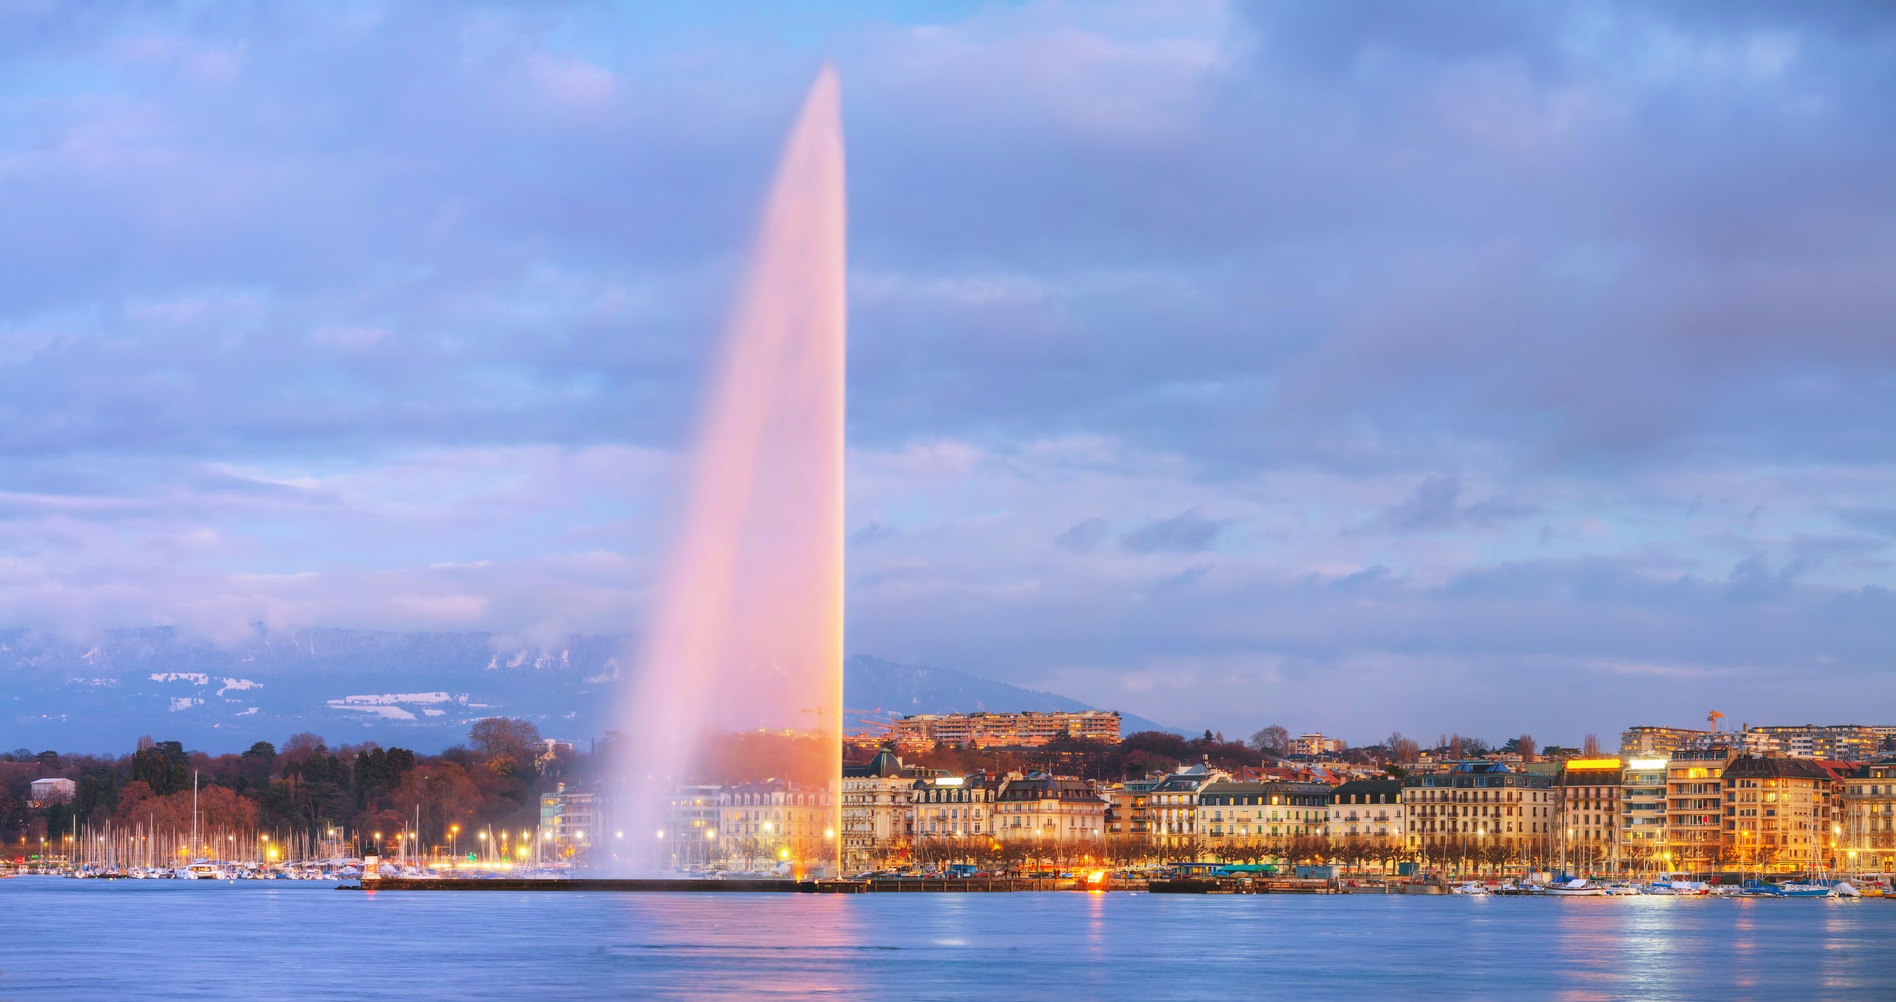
[344,876,1349,893]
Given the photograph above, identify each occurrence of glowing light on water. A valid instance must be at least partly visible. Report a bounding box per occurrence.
[617,65,846,871]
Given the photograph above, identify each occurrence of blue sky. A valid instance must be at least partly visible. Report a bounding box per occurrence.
[2,1,1893,743]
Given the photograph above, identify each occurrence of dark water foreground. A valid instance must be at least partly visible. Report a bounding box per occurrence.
[3,876,1893,1000]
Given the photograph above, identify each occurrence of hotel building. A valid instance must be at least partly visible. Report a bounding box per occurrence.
[993,773,1106,842]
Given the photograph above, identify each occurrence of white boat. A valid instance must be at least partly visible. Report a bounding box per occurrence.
[1831,881,1862,898]
[1546,878,1608,897]
[1603,883,1643,896]
[1646,880,1708,895]
[1450,881,1492,895]
[186,862,228,880]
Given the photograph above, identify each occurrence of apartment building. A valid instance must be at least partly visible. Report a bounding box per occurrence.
[1842,760,1896,874]
[889,710,1121,750]
[1556,758,1623,873]
[1144,765,1226,844]
[1750,725,1884,762]
[1327,778,1405,845]
[1194,781,1332,843]
[1619,757,1668,868]
[1723,755,1836,874]
[1666,748,1737,873]
[1406,761,1555,861]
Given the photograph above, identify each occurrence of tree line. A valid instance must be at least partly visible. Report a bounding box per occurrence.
[0,717,563,855]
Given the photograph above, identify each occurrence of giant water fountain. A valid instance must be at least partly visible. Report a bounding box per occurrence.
[614,67,846,873]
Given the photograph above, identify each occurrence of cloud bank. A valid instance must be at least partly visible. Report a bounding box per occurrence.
[1,1,1893,741]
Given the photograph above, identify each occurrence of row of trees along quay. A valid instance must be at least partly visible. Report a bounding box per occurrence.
[1,718,559,867]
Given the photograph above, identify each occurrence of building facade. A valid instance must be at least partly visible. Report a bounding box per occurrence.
[1666,748,1737,873]
[1722,755,1836,874]
[1750,725,1883,762]
[1106,778,1161,838]
[1556,758,1623,874]
[1143,766,1225,844]
[841,750,919,870]
[890,710,1121,750]
[1619,757,1669,871]
[717,780,834,870]
[1327,778,1405,846]
[909,773,997,841]
[993,774,1106,842]
[1406,761,1555,863]
[1842,760,1896,874]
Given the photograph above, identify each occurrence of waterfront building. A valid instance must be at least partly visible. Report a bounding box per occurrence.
[909,772,997,841]
[539,782,600,862]
[1326,778,1405,845]
[841,749,920,870]
[993,773,1106,842]
[1841,760,1896,874]
[1196,781,1271,842]
[889,710,1121,750]
[665,784,722,868]
[1106,778,1161,838]
[1556,758,1624,874]
[1722,755,1836,874]
[717,780,834,869]
[1619,757,1669,872]
[1144,765,1227,844]
[1665,748,1737,873]
[1406,761,1554,865]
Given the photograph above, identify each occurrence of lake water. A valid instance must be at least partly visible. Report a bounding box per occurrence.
[3,877,1893,1000]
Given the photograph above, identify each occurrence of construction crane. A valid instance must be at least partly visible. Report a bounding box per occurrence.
[1708,710,1725,733]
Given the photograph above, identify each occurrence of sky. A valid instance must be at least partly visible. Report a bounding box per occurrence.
[2,0,1894,746]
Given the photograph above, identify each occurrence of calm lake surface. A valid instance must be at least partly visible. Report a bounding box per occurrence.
[3,876,1893,1000]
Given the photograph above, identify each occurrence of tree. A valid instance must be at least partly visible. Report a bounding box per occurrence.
[1582,734,1602,757]
[1516,735,1537,762]
[470,718,543,774]
[387,763,482,845]
[1249,725,1291,757]
[1383,732,1420,764]
[129,741,189,796]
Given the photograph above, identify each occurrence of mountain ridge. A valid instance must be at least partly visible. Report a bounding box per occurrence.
[0,628,1180,752]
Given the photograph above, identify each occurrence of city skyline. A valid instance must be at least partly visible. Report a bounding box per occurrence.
[3,3,1894,743]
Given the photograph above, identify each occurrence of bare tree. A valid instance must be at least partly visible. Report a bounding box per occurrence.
[1249,725,1292,757]
[1516,734,1537,762]
[1383,732,1421,764]
[1582,733,1602,757]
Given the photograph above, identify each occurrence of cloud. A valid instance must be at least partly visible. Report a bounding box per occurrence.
[1054,517,1108,554]
[1370,475,1537,533]
[1120,508,1227,553]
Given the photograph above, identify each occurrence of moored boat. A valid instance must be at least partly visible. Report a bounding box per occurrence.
[1545,878,1608,897]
